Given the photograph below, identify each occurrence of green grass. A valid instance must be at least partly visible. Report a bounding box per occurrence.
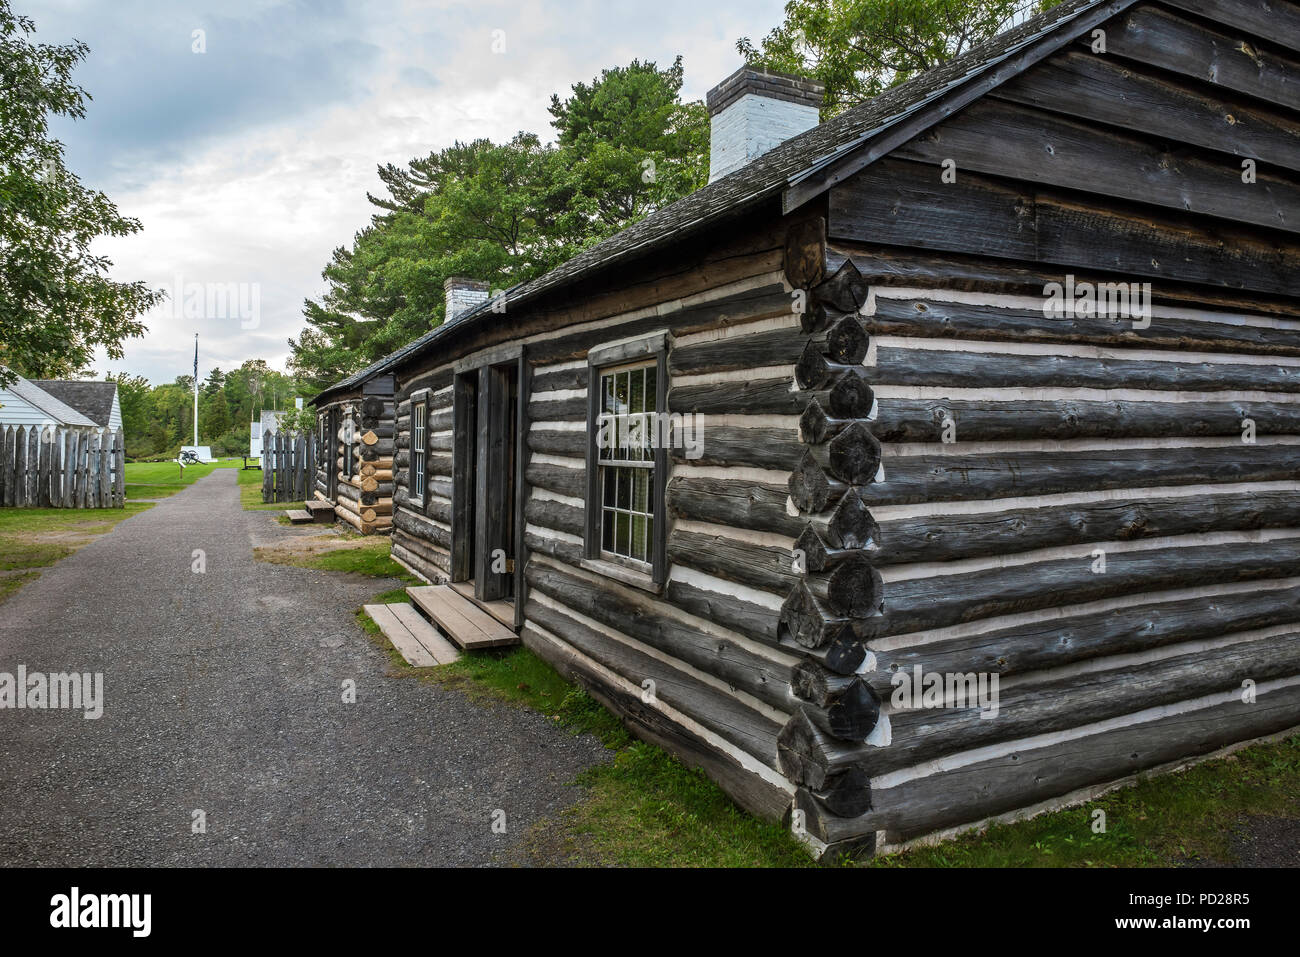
[235,464,287,511]
[124,457,244,501]
[0,503,154,605]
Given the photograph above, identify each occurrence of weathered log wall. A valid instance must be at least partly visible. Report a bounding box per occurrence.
[797,0,1300,856]
[378,0,1300,861]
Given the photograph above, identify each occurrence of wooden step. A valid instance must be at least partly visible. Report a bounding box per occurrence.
[364,604,439,667]
[285,509,314,525]
[388,602,461,664]
[449,581,515,627]
[304,500,336,523]
[407,585,520,650]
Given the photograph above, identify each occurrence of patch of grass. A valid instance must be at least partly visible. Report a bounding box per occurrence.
[235,465,288,511]
[867,734,1300,868]
[560,743,817,867]
[255,536,418,580]
[0,503,154,604]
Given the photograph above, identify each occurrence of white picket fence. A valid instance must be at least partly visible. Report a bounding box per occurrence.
[0,425,125,509]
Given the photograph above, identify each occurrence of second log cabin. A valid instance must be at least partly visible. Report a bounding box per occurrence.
[322,0,1300,858]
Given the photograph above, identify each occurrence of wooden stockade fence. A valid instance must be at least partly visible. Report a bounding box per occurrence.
[0,426,125,509]
[261,430,316,504]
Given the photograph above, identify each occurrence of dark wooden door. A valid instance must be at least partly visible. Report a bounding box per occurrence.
[475,362,520,602]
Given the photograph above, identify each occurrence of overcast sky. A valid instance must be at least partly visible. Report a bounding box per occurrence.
[29,0,788,386]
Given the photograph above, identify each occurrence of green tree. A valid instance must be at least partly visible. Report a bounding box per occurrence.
[738,0,1058,116]
[290,58,710,387]
[0,1,162,384]
[549,57,708,236]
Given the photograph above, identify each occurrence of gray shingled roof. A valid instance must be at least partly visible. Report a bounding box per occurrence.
[3,374,99,427]
[315,0,1122,402]
[34,380,118,427]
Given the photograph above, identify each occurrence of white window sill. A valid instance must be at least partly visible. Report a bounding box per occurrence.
[580,557,663,595]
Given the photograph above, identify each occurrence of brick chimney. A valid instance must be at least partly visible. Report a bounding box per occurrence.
[706,68,824,183]
[443,277,489,324]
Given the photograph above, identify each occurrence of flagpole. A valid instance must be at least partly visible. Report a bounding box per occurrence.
[193,333,199,448]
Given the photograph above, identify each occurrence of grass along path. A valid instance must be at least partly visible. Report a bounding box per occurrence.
[0,503,154,605]
[256,533,1300,867]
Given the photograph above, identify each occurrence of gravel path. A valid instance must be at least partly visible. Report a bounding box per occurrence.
[0,470,606,866]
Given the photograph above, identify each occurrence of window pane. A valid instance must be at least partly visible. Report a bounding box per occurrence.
[603,465,615,506]
[603,508,615,550]
[618,467,630,510]
[630,367,645,414]
[602,373,614,415]
[630,513,647,562]
[632,468,649,513]
[616,511,630,555]
[645,364,657,414]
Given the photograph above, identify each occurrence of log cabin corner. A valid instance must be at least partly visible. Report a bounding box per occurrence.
[316,0,1300,859]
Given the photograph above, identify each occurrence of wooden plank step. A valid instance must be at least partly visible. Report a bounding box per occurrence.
[286,509,314,524]
[407,585,520,650]
[363,604,438,667]
[304,500,336,523]
[388,602,461,664]
[449,581,515,627]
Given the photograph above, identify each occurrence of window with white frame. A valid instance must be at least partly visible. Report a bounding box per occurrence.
[412,399,427,503]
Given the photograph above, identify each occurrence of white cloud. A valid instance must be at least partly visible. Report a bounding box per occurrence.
[41,0,789,385]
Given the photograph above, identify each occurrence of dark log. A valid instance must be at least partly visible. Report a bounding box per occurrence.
[668,528,800,595]
[795,524,880,575]
[864,292,1300,360]
[863,537,1300,642]
[664,578,781,645]
[996,50,1300,178]
[392,505,451,549]
[793,787,873,848]
[894,96,1300,238]
[781,581,856,650]
[530,364,588,394]
[875,489,1300,567]
[521,624,792,822]
[777,707,871,794]
[524,596,784,764]
[668,476,875,546]
[872,397,1300,444]
[865,444,1300,508]
[529,394,587,421]
[669,425,803,471]
[871,345,1300,394]
[525,462,585,499]
[870,633,1300,778]
[865,683,1300,846]
[526,563,794,712]
[528,428,585,458]
[1108,4,1300,114]
[825,555,885,619]
[524,528,584,565]
[784,216,826,289]
[870,584,1300,699]
[810,258,869,313]
[524,496,585,538]
[828,242,1300,320]
[828,157,1300,297]
[823,420,882,486]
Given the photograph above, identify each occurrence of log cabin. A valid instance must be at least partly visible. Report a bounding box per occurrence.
[310,362,397,534]
[325,0,1300,859]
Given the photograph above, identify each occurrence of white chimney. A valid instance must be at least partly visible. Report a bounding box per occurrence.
[706,68,824,183]
[444,277,490,324]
